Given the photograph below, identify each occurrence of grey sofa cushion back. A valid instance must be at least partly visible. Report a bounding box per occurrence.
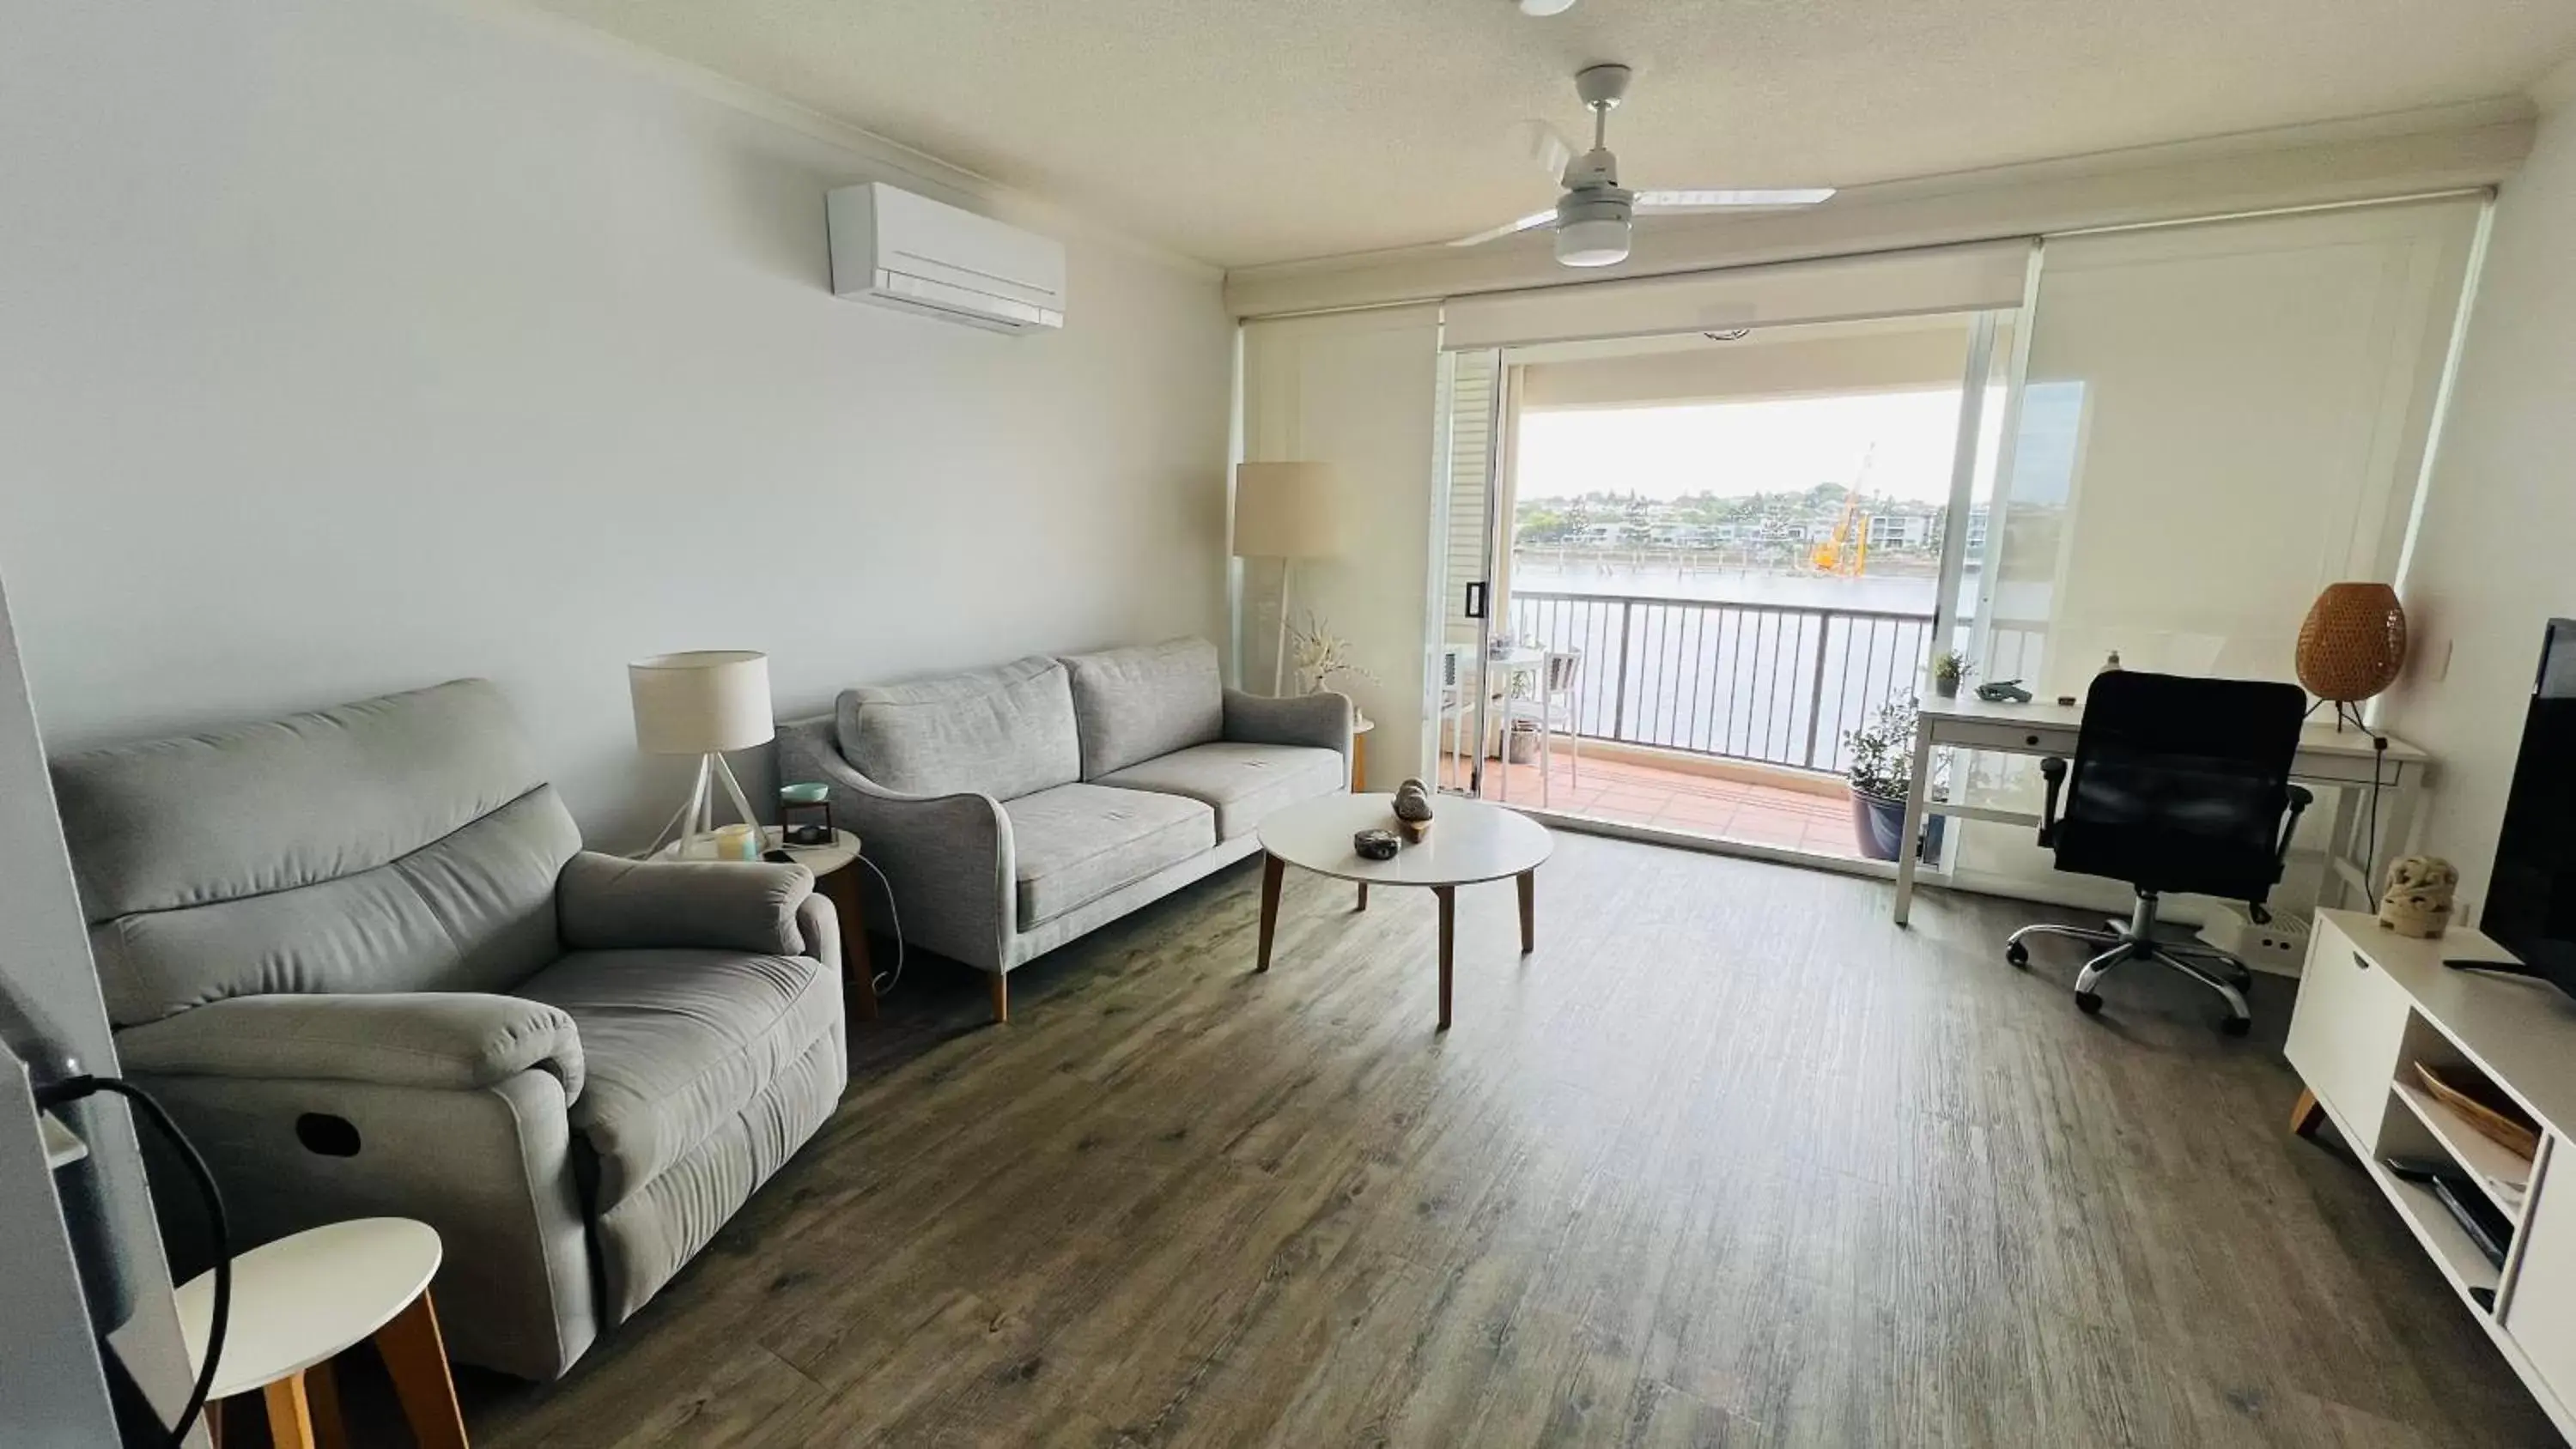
[52,680,582,1025]
[1060,638,1224,779]
[835,656,1081,802]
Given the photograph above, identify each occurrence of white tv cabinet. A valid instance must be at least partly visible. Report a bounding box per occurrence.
[2286,909,2576,1441]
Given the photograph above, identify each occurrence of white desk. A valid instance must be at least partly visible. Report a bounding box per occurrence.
[1891,692,2429,925]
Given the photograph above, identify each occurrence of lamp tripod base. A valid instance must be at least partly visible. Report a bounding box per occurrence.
[2302,696,2374,734]
[635,751,764,859]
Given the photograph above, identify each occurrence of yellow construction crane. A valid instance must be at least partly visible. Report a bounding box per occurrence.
[1810,491,1870,576]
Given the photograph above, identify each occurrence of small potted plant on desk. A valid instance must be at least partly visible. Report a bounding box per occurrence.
[1930,650,1972,700]
[1844,698,1946,862]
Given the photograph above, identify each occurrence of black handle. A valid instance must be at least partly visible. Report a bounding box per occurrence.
[1464,581,1487,620]
[2354,951,2372,973]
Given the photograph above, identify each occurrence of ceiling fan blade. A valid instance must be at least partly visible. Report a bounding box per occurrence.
[1633,187,1838,211]
[1509,119,1577,183]
[1447,209,1558,247]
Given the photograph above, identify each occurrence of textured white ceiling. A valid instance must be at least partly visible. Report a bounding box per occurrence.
[521,0,2576,268]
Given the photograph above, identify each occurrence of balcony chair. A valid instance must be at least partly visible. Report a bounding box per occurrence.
[2002,670,2312,1034]
[1498,649,1583,807]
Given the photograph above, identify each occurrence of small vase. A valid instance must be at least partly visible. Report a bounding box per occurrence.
[1934,676,1959,699]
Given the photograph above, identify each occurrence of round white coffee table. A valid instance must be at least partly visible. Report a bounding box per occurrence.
[175,1217,465,1448]
[1255,792,1552,1030]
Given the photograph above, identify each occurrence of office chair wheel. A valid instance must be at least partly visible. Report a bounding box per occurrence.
[2005,941,2030,969]
[2221,1014,2252,1038]
[2074,989,2103,1016]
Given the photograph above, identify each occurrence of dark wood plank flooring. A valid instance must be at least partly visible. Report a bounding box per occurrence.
[446,832,2552,1447]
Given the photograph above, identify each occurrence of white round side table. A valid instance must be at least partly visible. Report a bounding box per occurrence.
[174,1216,465,1448]
[1255,792,1553,1030]
[656,825,878,1022]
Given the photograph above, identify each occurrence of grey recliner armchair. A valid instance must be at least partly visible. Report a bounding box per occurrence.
[49,680,848,1379]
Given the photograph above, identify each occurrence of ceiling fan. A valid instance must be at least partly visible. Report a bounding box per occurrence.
[1449,63,1836,268]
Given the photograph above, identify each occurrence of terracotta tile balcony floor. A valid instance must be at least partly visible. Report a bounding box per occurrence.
[1462,747,1866,860]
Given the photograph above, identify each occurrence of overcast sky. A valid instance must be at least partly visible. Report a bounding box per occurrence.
[1518,388,2005,506]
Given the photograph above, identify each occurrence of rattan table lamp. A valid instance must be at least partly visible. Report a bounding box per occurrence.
[2295,582,2407,731]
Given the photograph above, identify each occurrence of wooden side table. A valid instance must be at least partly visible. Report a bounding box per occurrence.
[659,826,878,1022]
[175,1217,465,1449]
[1352,716,1376,792]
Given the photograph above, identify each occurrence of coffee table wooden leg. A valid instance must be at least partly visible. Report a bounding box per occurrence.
[1356,882,1368,912]
[1435,884,1455,1031]
[263,1373,318,1449]
[304,1357,350,1449]
[823,867,878,1023]
[2290,1087,2326,1139]
[1517,870,1535,954]
[374,1290,469,1449]
[1256,854,1286,972]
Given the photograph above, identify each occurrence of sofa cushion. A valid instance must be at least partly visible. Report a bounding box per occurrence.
[514,948,839,1209]
[1060,639,1224,779]
[1004,783,1214,927]
[1096,743,1346,841]
[835,657,1080,802]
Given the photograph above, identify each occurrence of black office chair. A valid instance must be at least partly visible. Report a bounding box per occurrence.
[2004,670,2314,1034]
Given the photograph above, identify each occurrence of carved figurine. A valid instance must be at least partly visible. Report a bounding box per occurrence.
[2377,855,2459,939]
[1391,778,1435,843]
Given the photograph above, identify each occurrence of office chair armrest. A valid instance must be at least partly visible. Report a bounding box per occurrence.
[2037,756,2068,848]
[2243,785,2318,925]
[2275,784,2315,866]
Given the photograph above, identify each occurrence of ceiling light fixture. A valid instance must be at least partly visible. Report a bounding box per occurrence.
[1517,0,1578,15]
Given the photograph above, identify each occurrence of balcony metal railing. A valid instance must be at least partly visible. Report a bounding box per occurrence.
[1499,591,1938,776]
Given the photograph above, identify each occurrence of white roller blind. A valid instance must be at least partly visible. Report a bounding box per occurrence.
[1239,306,1445,771]
[1441,239,2033,351]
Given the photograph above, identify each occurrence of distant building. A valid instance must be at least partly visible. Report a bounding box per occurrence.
[1866,512,1934,549]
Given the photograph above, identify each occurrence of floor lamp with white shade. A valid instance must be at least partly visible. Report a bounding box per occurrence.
[629,649,775,858]
[1232,461,1344,694]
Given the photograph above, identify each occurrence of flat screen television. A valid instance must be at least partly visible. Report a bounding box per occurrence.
[2452,618,2576,990]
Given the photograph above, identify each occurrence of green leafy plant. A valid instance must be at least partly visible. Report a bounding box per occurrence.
[1931,650,1972,688]
[1844,698,1920,802]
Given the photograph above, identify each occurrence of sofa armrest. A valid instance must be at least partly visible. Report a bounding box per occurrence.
[1224,688,1354,761]
[556,851,814,956]
[779,714,1014,971]
[115,992,584,1101]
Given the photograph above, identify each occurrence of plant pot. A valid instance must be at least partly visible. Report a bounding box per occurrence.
[1504,720,1540,765]
[1850,788,1947,862]
[1933,676,1960,699]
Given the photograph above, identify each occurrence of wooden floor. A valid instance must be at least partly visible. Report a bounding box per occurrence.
[445,833,2551,1448]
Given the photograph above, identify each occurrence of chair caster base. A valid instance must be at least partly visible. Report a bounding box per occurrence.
[2221,1015,2252,1038]
[2075,990,2104,1016]
[2005,942,2030,969]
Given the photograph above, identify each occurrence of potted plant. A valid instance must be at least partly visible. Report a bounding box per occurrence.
[1288,614,1377,724]
[1930,650,1972,699]
[1844,698,1945,861]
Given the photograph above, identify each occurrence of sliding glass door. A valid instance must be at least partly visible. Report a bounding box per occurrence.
[1431,308,2018,859]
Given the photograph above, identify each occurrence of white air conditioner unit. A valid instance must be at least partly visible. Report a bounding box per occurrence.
[826,182,1066,334]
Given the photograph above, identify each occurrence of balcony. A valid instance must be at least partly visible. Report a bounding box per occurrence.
[1450,588,1945,861]
[1469,749,1863,858]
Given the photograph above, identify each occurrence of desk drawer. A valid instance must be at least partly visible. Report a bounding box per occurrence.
[1934,719,2076,755]
[2285,915,2413,1150]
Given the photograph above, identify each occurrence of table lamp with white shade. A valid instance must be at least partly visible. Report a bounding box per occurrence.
[1232,461,1344,694]
[629,650,774,858]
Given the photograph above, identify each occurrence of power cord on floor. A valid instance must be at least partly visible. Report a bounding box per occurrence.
[856,853,907,998]
[37,1073,230,1449]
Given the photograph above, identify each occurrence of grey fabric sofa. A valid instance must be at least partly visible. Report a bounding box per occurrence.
[49,680,848,1380]
[776,638,1350,1021]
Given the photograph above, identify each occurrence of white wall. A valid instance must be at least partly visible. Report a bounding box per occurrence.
[2384,96,2576,912]
[0,0,1232,846]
